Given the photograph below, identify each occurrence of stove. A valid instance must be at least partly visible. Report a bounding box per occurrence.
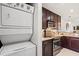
[53,36,62,56]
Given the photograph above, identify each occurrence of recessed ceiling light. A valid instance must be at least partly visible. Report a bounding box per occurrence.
[70,9,74,13]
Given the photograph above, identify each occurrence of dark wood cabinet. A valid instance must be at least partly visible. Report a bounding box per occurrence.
[70,37,79,52]
[61,36,67,48]
[61,36,79,52]
[61,36,71,49]
[42,38,62,56]
[50,12,55,21]
[57,15,61,30]
[42,39,53,56]
[42,8,48,29]
[54,14,58,29]
[42,7,61,29]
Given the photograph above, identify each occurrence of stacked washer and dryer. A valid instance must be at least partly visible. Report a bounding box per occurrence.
[0,3,36,56]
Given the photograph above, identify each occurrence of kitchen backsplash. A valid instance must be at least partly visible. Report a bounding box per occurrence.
[42,27,79,37]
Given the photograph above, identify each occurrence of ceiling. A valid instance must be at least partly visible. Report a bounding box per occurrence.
[42,3,79,20]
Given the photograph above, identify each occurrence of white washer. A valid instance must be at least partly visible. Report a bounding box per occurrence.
[0,41,36,56]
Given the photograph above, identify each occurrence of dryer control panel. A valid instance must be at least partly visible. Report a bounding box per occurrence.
[2,3,34,13]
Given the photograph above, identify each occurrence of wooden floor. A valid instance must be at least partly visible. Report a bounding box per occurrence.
[56,48,79,56]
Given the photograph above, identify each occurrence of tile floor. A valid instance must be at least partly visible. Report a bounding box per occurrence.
[56,48,79,56]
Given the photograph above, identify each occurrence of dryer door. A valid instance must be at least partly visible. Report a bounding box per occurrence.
[2,6,33,27]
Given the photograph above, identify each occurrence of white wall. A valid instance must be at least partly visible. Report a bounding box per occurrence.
[31,3,42,56]
[61,17,79,32]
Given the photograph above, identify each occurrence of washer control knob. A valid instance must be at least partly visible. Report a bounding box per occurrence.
[16,3,19,6]
[21,4,24,8]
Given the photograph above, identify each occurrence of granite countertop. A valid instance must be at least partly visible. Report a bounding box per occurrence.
[42,35,63,41]
[42,34,79,41]
[42,37,54,41]
[62,34,79,38]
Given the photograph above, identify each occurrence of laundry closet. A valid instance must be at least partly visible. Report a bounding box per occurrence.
[0,3,36,56]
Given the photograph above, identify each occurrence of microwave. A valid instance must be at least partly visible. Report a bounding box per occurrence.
[48,21,54,27]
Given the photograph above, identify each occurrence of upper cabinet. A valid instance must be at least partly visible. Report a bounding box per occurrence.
[42,7,61,30]
[46,10,51,21]
[54,14,58,28]
[57,15,61,30]
[42,8,48,29]
[50,12,55,22]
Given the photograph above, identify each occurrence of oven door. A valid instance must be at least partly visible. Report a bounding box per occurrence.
[53,39,61,49]
[53,39,62,56]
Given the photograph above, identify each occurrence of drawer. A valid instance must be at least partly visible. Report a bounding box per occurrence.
[43,39,53,45]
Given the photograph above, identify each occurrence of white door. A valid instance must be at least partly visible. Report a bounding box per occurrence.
[2,6,33,27]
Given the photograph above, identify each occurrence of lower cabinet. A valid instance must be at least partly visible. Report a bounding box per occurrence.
[43,36,79,56]
[61,36,67,48]
[42,39,53,56]
[70,38,79,52]
[61,36,71,49]
[61,36,79,52]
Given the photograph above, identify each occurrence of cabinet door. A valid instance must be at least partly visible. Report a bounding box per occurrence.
[61,36,71,49]
[70,38,79,52]
[50,13,55,27]
[57,15,61,30]
[47,10,51,21]
[66,37,71,49]
[61,36,67,48]
[44,43,53,56]
[54,14,58,29]
[42,40,53,56]
[2,6,33,27]
[42,8,47,29]
[50,12,55,21]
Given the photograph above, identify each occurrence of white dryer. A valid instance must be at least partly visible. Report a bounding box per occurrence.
[0,41,36,56]
[0,3,34,44]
